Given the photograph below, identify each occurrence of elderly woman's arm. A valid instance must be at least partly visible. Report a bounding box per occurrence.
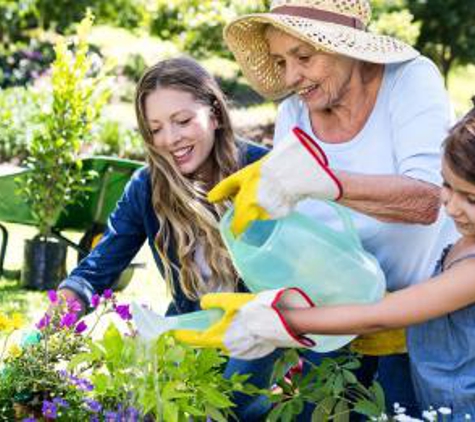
[337,172,441,224]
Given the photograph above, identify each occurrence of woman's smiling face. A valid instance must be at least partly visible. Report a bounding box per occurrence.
[265,27,358,112]
[145,88,217,176]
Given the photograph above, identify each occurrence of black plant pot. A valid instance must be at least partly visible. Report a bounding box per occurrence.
[22,236,67,290]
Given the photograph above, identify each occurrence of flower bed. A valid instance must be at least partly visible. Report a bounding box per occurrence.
[0,291,250,421]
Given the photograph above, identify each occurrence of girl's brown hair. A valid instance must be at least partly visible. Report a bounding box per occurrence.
[135,57,240,300]
[444,97,475,183]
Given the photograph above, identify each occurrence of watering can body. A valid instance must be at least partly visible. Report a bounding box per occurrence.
[220,202,386,352]
[134,202,386,353]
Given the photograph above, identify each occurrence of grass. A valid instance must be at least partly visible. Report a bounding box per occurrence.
[0,222,171,330]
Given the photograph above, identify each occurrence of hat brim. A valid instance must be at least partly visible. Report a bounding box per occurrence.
[224,13,419,100]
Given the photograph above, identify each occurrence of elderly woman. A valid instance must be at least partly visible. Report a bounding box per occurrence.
[207,0,457,418]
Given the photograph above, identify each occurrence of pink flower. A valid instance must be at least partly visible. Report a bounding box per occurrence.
[60,312,78,328]
[75,320,88,334]
[91,294,101,308]
[114,304,132,321]
[103,289,113,300]
[47,290,59,305]
[36,313,51,330]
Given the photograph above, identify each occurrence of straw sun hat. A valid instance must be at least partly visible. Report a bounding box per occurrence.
[224,0,419,100]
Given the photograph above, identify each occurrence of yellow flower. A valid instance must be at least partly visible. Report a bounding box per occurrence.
[0,312,25,333]
[0,314,9,332]
[7,343,22,358]
[9,313,24,330]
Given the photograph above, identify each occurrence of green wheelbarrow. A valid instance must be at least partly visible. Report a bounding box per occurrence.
[0,156,144,289]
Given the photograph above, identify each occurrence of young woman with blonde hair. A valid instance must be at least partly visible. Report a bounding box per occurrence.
[56,56,269,420]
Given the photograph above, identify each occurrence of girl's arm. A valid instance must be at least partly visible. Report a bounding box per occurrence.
[283,259,475,335]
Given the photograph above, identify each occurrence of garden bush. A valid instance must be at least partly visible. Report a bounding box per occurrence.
[92,119,145,160]
[150,0,269,59]
[0,40,55,89]
[0,87,43,163]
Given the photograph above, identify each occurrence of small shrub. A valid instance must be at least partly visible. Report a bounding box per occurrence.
[122,53,148,83]
[92,119,145,160]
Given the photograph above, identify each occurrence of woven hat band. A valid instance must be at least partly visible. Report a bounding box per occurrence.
[271,5,365,30]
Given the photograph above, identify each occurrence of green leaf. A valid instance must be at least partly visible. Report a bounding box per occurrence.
[312,397,336,422]
[333,400,350,422]
[353,400,382,418]
[369,382,386,408]
[342,369,357,385]
[163,400,179,422]
[205,405,228,422]
[102,323,123,355]
[199,384,234,408]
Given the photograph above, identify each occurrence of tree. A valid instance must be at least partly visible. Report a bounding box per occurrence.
[408,0,475,84]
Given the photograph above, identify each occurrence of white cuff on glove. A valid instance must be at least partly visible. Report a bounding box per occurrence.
[224,288,316,360]
[259,127,343,218]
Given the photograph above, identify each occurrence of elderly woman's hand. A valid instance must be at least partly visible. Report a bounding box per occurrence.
[208,127,342,235]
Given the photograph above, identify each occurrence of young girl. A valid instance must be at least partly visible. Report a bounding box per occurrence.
[224,103,475,418]
[55,57,270,419]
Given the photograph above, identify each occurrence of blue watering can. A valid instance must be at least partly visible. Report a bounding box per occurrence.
[133,202,386,352]
[220,202,386,352]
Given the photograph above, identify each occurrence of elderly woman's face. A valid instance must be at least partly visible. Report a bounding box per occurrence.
[265,27,357,112]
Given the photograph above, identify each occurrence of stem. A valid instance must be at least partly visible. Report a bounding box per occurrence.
[0,332,12,362]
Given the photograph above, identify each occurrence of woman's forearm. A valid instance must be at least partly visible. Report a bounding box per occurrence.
[337,172,441,224]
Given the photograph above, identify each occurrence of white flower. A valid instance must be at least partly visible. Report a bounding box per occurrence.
[465,415,472,420]
[394,402,407,415]
[394,415,423,422]
[371,414,389,422]
[438,407,452,415]
[422,410,438,421]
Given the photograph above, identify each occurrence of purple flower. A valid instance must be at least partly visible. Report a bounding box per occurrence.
[85,399,102,413]
[22,418,37,422]
[57,369,68,378]
[114,304,132,321]
[103,289,113,299]
[91,294,101,308]
[126,407,140,421]
[90,417,99,422]
[104,411,118,422]
[60,312,78,328]
[52,397,69,408]
[74,377,94,392]
[75,320,88,334]
[42,400,58,419]
[36,313,51,330]
[47,290,59,305]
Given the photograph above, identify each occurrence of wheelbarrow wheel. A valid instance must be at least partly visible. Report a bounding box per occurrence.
[78,224,135,292]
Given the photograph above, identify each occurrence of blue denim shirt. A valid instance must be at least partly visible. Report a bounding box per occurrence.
[58,141,268,315]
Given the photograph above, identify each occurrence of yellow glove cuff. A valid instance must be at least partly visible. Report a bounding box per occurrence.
[350,328,407,356]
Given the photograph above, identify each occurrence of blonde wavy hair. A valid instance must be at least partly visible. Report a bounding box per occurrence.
[135,57,241,300]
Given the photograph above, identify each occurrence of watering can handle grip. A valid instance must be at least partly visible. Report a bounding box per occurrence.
[326,201,362,250]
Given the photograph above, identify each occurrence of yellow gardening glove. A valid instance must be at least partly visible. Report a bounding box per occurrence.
[350,292,407,356]
[208,160,271,236]
[208,127,342,236]
[173,292,255,350]
[350,328,407,356]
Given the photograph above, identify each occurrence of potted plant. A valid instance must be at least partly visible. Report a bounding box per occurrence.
[17,12,110,290]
